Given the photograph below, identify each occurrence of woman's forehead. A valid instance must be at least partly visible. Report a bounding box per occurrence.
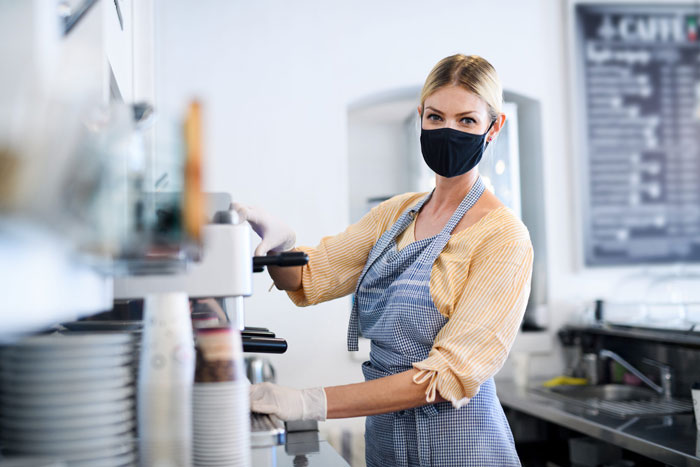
[424,85,488,114]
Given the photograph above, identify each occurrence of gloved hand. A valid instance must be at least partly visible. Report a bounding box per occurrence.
[249,382,327,421]
[231,203,296,256]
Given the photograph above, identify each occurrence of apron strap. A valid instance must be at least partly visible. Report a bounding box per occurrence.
[347,192,432,351]
[403,176,485,283]
[440,176,485,236]
[347,299,361,351]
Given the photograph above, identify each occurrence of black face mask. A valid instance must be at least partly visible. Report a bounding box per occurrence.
[420,120,495,178]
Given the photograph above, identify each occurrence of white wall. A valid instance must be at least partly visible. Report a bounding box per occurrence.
[154,0,659,400]
[348,117,410,222]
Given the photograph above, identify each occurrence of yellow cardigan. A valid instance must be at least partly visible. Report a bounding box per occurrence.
[287,192,534,408]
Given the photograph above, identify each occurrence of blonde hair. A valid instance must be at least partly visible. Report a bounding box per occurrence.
[420,54,503,121]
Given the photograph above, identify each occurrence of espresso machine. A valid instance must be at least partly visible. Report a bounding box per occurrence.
[112,192,312,463]
[113,192,307,354]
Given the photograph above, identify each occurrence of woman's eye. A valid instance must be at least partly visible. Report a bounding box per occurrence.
[460,117,476,125]
[427,114,442,121]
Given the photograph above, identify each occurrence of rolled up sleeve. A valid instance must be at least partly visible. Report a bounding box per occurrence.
[412,239,533,408]
[286,208,381,307]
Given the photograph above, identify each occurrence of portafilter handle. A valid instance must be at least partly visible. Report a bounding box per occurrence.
[242,336,288,354]
[253,251,309,273]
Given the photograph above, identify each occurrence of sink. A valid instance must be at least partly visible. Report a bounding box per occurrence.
[549,384,656,401]
[532,384,693,418]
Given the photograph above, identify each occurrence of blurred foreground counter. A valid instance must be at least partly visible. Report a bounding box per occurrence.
[251,426,349,467]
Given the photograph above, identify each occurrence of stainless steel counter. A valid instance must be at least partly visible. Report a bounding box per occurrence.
[497,381,700,467]
[251,430,349,467]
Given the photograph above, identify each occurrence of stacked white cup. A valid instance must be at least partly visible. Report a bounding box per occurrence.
[138,292,195,467]
[192,327,251,467]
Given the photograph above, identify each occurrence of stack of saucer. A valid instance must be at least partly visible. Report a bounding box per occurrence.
[0,457,66,466]
[192,327,250,467]
[0,333,138,466]
[192,382,250,466]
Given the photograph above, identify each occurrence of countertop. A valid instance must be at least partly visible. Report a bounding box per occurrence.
[251,430,350,467]
[497,381,700,467]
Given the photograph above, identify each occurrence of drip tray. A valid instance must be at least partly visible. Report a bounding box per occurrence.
[251,413,285,447]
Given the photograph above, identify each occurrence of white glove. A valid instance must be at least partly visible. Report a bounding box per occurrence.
[232,203,296,257]
[249,382,327,421]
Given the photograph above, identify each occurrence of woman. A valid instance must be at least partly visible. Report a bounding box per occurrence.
[237,54,533,466]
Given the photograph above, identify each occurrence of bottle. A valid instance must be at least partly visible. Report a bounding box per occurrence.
[582,353,599,385]
[138,292,195,467]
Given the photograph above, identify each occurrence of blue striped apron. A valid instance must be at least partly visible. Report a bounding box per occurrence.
[347,177,521,467]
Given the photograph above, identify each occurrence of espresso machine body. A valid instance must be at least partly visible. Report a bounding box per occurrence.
[113,192,294,353]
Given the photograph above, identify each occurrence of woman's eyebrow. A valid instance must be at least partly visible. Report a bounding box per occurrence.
[425,106,478,117]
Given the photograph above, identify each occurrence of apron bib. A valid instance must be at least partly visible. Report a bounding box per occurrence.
[347,177,521,467]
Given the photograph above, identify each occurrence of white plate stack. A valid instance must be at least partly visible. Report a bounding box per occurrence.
[192,325,250,467]
[192,382,250,466]
[0,457,66,467]
[0,333,138,467]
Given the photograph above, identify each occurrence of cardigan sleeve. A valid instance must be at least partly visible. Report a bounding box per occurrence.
[412,238,533,408]
[286,194,419,306]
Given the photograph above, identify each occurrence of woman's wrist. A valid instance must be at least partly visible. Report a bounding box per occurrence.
[267,264,303,291]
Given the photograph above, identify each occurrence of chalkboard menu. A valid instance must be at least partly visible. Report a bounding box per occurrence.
[575,3,700,266]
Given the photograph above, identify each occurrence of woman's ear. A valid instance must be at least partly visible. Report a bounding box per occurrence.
[417,105,422,118]
[488,113,507,142]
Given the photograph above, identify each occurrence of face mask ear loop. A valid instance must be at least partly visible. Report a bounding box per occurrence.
[484,119,497,148]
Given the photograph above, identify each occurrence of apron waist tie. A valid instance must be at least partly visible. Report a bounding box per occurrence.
[347,306,359,351]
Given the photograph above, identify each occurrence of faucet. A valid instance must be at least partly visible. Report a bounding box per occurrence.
[598,349,673,399]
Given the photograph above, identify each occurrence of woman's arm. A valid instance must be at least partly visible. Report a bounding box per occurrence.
[325,369,445,418]
[250,370,445,421]
[276,193,420,306]
[412,238,534,407]
[267,259,302,291]
[283,213,383,306]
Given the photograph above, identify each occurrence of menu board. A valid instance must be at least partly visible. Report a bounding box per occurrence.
[575,3,700,266]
